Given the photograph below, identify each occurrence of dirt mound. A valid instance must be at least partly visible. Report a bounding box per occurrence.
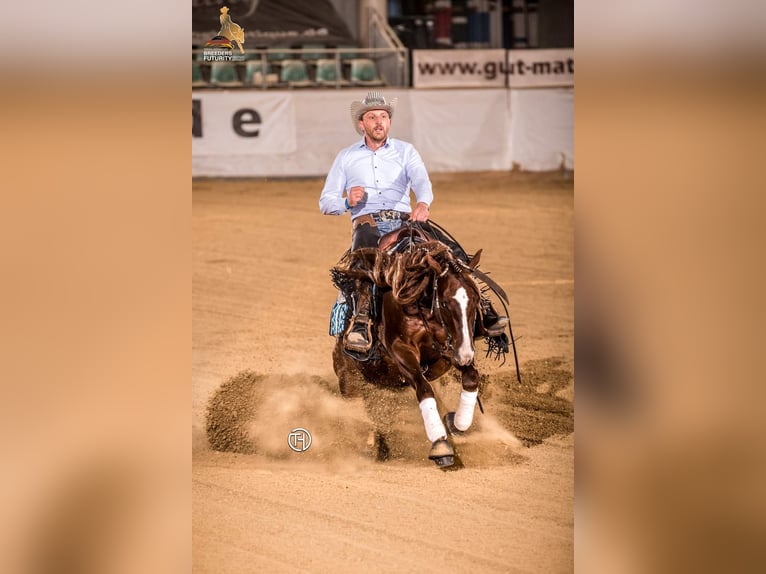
[205,370,260,454]
[491,357,575,447]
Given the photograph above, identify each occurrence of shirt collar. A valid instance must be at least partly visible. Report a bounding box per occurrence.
[359,136,391,150]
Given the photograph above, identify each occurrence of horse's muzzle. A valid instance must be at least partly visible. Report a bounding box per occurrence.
[454,347,474,366]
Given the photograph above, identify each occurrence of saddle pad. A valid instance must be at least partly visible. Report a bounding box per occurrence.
[329,299,348,336]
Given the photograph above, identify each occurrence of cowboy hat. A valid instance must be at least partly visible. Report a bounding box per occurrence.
[350,91,397,135]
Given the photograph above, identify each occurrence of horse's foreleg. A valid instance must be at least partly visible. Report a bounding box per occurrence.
[390,341,448,444]
[452,364,480,432]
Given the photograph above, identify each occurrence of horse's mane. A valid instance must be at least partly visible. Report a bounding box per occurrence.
[332,241,472,306]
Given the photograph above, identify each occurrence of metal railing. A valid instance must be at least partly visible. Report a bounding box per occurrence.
[368,7,409,88]
[192,44,408,90]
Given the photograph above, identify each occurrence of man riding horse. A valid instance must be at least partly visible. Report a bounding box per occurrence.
[319,91,509,354]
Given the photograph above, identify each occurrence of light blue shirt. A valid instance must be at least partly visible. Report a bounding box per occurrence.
[319,137,434,220]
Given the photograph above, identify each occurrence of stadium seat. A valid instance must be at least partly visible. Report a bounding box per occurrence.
[279,59,314,88]
[315,58,349,87]
[245,60,277,87]
[349,58,384,86]
[209,62,242,87]
[192,62,207,87]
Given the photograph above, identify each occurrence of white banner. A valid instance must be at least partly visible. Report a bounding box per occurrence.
[192,92,296,155]
[411,90,511,171]
[509,88,574,170]
[192,89,573,176]
[413,49,573,89]
[413,49,507,88]
[507,49,574,88]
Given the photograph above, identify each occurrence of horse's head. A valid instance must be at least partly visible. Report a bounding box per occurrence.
[380,241,482,367]
[437,261,481,366]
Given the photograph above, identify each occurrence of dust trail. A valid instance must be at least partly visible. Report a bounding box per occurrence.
[246,375,372,465]
[206,369,529,469]
[206,371,374,469]
[448,413,526,467]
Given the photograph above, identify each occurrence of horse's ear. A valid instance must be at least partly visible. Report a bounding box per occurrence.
[468,249,482,269]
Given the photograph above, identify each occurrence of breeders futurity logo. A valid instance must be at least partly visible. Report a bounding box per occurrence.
[203,6,245,62]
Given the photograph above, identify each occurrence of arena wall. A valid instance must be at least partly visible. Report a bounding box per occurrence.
[192,88,573,177]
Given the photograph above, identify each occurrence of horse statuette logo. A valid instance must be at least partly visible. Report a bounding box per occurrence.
[218,6,245,54]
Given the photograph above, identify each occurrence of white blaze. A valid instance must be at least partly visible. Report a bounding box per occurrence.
[453,286,474,365]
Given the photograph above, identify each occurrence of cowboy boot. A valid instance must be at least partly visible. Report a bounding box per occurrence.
[476,298,509,337]
[344,281,374,352]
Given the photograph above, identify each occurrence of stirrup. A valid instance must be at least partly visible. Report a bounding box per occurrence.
[484,316,509,336]
[343,319,373,352]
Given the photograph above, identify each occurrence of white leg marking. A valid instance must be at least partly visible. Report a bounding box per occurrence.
[454,389,478,431]
[419,398,447,443]
[453,286,474,366]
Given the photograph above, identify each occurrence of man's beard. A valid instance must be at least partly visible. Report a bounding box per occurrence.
[366,127,387,142]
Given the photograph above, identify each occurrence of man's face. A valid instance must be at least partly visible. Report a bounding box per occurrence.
[359,109,391,143]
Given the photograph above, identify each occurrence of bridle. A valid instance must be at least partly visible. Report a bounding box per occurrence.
[421,260,478,361]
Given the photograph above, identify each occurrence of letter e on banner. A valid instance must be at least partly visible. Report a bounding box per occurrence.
[192,92,296,155]
[192,99,202,138]
[232,109,261,137]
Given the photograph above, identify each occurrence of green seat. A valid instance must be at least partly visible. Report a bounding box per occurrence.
[315,58,349,87]
[209,62,242,87]
[245,60,269,83]
[350,58,384,86]
[279,59,314,87]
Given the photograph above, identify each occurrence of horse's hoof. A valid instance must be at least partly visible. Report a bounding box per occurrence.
[428,438,454,461]
[432,455,455,467]
[443,412,465,436]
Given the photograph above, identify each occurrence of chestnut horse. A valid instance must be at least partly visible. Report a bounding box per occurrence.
[332,236,485,467]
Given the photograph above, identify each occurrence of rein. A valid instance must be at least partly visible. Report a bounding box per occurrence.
[427,266,453,358]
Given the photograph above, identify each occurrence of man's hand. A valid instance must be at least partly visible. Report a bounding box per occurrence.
[346,186,365,207]
[411,202,430,222]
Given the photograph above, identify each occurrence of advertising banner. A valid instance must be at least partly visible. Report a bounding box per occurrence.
[192,92,296,156]
[506,49,574,88]
[413,49,573,89]
[413,49,507,88]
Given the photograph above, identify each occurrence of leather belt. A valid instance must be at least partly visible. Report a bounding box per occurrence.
[353,210,408,229]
